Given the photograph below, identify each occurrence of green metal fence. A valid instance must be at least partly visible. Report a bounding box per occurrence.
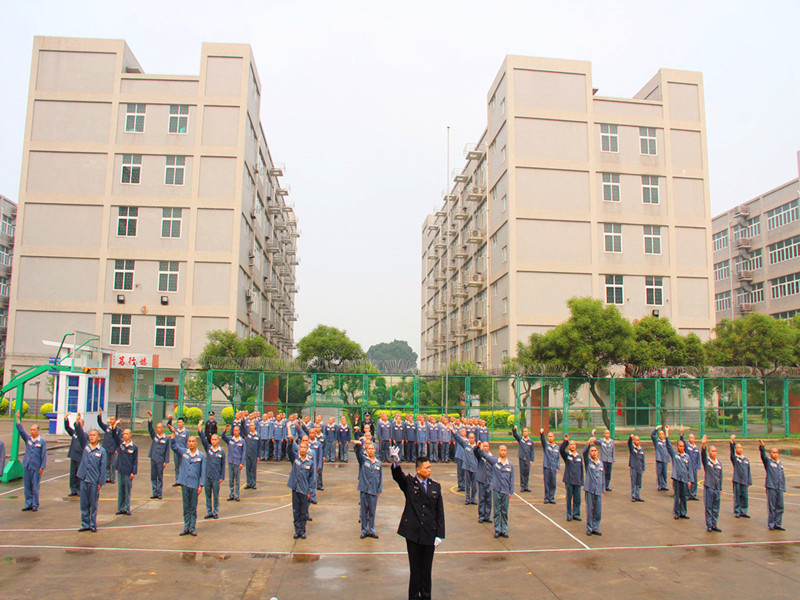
[128,367,800,439]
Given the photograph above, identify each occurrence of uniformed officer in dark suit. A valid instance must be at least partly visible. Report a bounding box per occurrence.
[204,411,218,439]
[390,445,445,600]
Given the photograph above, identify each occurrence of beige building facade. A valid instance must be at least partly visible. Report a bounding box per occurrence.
[6,37,299,406]
[421,55,714,374]
[0,195,17,362]
[712,152,800,322]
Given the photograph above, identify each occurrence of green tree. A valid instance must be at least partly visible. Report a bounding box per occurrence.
[297,325,365,371]
[197,330,279,409]
[366,340,418,373]
[630,316,705,368]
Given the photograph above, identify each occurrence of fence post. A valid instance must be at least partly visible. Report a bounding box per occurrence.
[205,370,213,416]
[562,378,569,436]
[742,378,748,438]
[258,370,265,413]
[609,378,616,437]
[413,375,420,415]
[784,379,790,437]
[131,365,138,422]
[311,373,317,415]
[699,378,705,437]
[513,377,520,430]
[655,378,662,425]
[465,376,471,417]
[177,367,185,416]
[362,374,369,416]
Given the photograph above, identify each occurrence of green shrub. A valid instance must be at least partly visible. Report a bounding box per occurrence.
[507,414,515,428]
[9,400,29,418]
[0,398,8,415]
[479,410,511,430]
[183,406,203,425]
[40,403,54,417]
[221,406,234,424]
[705,409,719,429]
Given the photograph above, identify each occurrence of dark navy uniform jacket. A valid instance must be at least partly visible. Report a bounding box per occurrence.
[416,421,428,444]
[559,440,584,486]
[540,433,561,471]
[627,437,646,472]
[453,434,478,472]
[97,415,121,457]
[198,431,226,482]
[171,437,205,488]
[760,446,786,491]
[356,446,383,495]
[730,442,752,485]
[583,445,605,495]
[701,447,722,490]
[147,421,170,465]
[665,438,692,483]
[512,429,535,462]
[391,463,445,545]
[287,443,315,495]
[77,444,107,485]
[244,429,259,458]
[474,446,514,495]
[17,423,46,470]
[336,423,351,444]
[116,441,138,476]
[391,420,404,443]
[222,433,245,465]
[377,419,392,441]
[651,429,670,463]
[64,418,83,462]
[680,436,701,471]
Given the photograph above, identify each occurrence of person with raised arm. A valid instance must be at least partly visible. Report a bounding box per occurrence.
[64,412,83,496]
[353,437,382,539]
[197,419,225,520]
[679,425,701,501]
[474,441,514,538]
[146,411,170,499]
[665,426,692,520]
[511,425,535,493]
[540,427,561,504]
[114,427,138,516]
[729,434,752,518]
[221,423,245,501]
[74,419,105,532]
[627,433,646,502]
[474,441,493,524]
[583,437,605,536]
[759,439,786,531]
[650,425,669,491]
[16,412,46,512]
[593,428,616,492]
[97,414,121,484]
[168,423,204,536]
[701,435,723,532]
[560,434,583,522]
[286,433,315,539]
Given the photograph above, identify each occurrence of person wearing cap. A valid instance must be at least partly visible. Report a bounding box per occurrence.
[204,411,218,439]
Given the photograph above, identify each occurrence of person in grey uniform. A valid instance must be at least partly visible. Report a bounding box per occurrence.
[475,442,514,538]
[416,415,429,464]
[665,428,692,520]
[700,435,722,532]
[559,435,583,521]
[427,416,439,463]
[593,429,616,491]
[169,429,205,536]
[286,434,315,539]
[512,426,535,493]
[197,422,225,520]
[583,438,605,536]
[474,441,493,523]
[97,414,121,484]
[167,416,189,485]
[405,415,418,463]
[324,417,337,463]
[540,428,561,504]
[221,424,245,501]
[438,417,452,463]
[627,434,646,502]
[336,416,351,462]
[354,438,383,538]
[650,425,670,491]
[452,428,479,505]
[377,413,392,463]
[679,426,701,501]
[64,413,84,496]
[16,414,46,512]
[114,428,138,516]
[146,411,170,499]
[74,422,106,532]
[243,420,259,490]
[729,434,752,518]
[759,439,786,531]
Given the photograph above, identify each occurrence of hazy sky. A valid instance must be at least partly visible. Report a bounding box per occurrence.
[1,0,798,359]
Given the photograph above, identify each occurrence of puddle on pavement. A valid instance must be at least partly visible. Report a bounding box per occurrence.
[292,554,320,563]
[767,544,798,562]
[182,552,197,561]
[6,555,41,564]
[314,566,346,579]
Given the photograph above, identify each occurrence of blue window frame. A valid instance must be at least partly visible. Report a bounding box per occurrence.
[67,376,80,413]
[86,377,106,412]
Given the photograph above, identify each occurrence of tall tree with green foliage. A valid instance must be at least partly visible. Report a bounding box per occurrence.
[366,339,418,373]
[630,316,705,368]
[297,325,365,371]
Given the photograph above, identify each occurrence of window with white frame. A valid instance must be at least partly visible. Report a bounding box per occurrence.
[491,282,497,296]
[490,141,496,156]
[165,156,185,185]
[500,146,507,162]
[121,154,142,184]
[490,94,496,110]
[0,245,12,267]
[0,276,8,297]
[155,315,176,347]
[770,272,800,300]
[767,199,799,230]
[602,173,621,202]
[161,208,182,238]
[738,283,764,305]
[125,103,145,133]
[645,276,663,305]
[1,215,14,237]
[639,127,657,155]
[773,309,800,320]
[117,207,138,237]
[501,245,507,263]
[643,225,662,254]
[714,260,730,281]
[604,223,622,252]
[501,194,507,212]
[158,261,179,292]
[491,331,498,345]
[733,216,761,240]
[712,230,729,252]
[113,260,134,291]
[502,297,508,314]
[715,291,731,312]
[500,98,506,115]
[604,275,623,305]
[735,249,763,273]
[769,234,800,265]
[168,105,189,134]
[0,308,6,327]
[642,176,660,204]
[600,124,618,152]
[110,314,131,346]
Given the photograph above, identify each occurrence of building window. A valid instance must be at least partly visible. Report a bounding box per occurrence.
[110,314,131,346]
[491,282,497,296]
[714,260,730,281]
[0,277,8,297]
[66,376,80,412]
[121,154,142,184]
[639,127,657,155]
[735,248,763,273]
[155,315,176,347]
[491,234,497,248]
[0,308,6,327]
[502,297,508,314]
[500,146,507,162]
[604,275,623,305]
[165,156,185,185]
[600,124,618,152]
[117,207,138,237]
[767,199,800,230]
[169,104,189,134]
[715,291,732,313]
[603,223,622,253]
[645,276,663,305]
[490,141,496,156]
[712,230,729,252]
[773,309,800,320]
[751,282,765,303]
[642,176,660,204]
[161,208,182,238]
[733,216,761,241]
[113,260,134,291]
[158,261,179,292]
[125,103,145,133]
[491,331,498,345]
[501,245,508,263]
[1,215,15,237]
[0,245,12,267]
[602,173,621,202]
[643,225,662,254]
[501,195,507,212]
[500,98,506,115]
[770,272,800,300]
[769,234,800,265]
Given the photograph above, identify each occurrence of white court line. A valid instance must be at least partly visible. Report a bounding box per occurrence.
[260,470,289,478]
[0,538,797,558]
[513,492,591,550]
[0,502,291,533]
[0,473,69,496]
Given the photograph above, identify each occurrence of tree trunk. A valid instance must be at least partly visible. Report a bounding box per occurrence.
[588,379,612,429]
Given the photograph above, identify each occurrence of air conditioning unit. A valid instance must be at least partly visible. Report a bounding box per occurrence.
[245,290,254,303]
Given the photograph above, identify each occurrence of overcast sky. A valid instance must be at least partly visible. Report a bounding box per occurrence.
[1,0,798,359]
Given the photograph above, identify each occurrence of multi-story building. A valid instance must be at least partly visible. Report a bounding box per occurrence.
[5,36,299,407]
[0,195,17,362]
[712,153,800,322]
[421,55,714,373]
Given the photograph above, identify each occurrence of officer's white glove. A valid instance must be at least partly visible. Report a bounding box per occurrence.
[389,445,401,463]
[434,537,442,548]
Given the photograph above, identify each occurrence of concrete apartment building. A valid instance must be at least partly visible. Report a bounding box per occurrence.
[5,36,299,408]
[712,153,800,322]
[421,55,714,374]
[0,195,17,363]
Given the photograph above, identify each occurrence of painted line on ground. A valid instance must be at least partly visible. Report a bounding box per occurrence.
[513,492,591,550]
[0,502,292,533]
[0,473,69,496]
[0,538,797,558]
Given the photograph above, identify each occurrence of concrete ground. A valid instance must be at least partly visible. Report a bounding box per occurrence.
[1,419,799,599]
